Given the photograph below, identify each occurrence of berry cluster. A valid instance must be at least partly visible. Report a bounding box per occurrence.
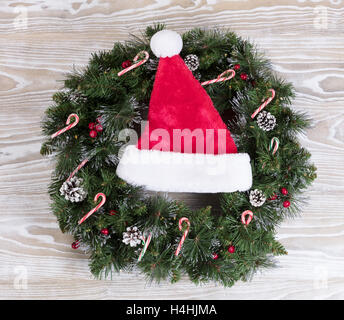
[269,188,291,208]
[122,60,132,69]
[233,64,245,79]
[88,117,103,138]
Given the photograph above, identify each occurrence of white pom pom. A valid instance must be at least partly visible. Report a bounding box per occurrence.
[150,30,183,58]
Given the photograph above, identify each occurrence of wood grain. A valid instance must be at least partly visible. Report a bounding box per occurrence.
[0,0,343,300]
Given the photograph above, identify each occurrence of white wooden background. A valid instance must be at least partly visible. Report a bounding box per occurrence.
[0,0,343,300]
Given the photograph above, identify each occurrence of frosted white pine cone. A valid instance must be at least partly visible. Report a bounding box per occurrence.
[256,111,276,131]
[69,90,87,103]
[249,189,266,207]
[145,58,159,71]
[184,54,200,72]
[59,176,87,203]
[122,226,143,247]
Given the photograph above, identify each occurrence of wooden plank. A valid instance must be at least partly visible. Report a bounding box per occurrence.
[0,0,343,299]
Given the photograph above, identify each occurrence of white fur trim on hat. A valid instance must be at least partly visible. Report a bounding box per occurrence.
[150,30,183,58]
[116,145,252,193]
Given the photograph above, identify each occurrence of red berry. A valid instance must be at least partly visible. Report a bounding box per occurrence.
[95,123,103,132]
[89,130,97,138]
[101,228,109,236]
[88,122,96,130]
[283,200,291,208]
[281,188,288,195]
[240,73,248,80]
[71,241,79,249]
[234,64,240,70]
[269,193,278,200]
[122,60,132,69]
[109,210,117,216]
[212,253,219,260]
[228,245,236,254]
[251,80,256,87]
[96,116,102,123]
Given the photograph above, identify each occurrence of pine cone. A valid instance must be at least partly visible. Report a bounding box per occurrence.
[122,226,142,247]
[145,58,159,71]
[249,189,266,207]
[184,54,199,71]
[60,177,87,203]
[256,111,276,131]
[69,90,87,104]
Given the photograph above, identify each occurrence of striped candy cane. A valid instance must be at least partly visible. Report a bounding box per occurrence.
[175,217,191,256]
[65,147,102,182]
[251,89,276,119]
[241,210,254,226]
[138,233,152,262]
[66,158,89,182]
[78,193,106,225]
[71,240,80,249]
[117,51,149,77]
[201,69,235,86]
[51,113,79,139]
[269,137,280,155]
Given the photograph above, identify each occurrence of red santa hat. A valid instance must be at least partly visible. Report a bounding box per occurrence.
[116,30,252,193]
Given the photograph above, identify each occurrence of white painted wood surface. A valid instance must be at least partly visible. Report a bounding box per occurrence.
[0,0,343,300]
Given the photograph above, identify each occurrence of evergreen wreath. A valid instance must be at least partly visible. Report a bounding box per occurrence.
[40,24,316,286]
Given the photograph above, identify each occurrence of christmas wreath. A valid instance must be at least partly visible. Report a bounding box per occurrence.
[41,24,316,286]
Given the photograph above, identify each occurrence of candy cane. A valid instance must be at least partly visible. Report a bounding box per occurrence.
[241,210,253,226]
[138,233,152,262]
[201,69,235,86]
[66,158,89,182]
[251,89,275,119]
[71,240,80,249]
[117,51,149,77]
[78,193,106,225]
[51,113,79,139]
[175,217,190,256]
[269,137,280,155]
[66,147,102,182]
